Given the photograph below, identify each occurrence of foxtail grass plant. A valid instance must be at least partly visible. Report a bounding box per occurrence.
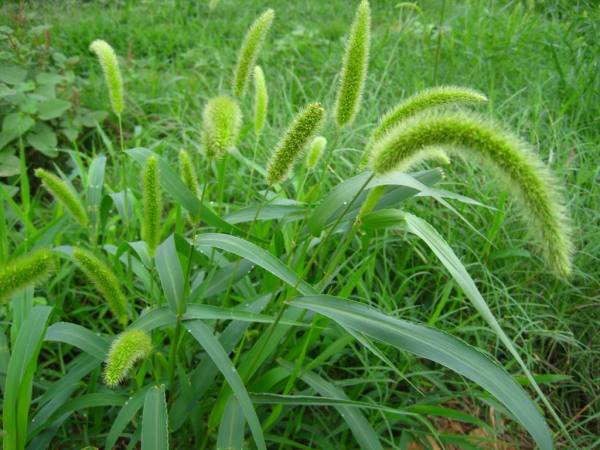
[232,9,275,97]
[0,249,54,304]
[12,3,584,449]
[35,168,88,227]
[72,247,129,326]
[104,329,153,387]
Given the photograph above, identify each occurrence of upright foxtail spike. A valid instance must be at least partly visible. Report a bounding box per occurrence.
[178,150,200,197]
[142,156,162,255]
[334,0,370,127]
[35,169,89,226]
[305,136,327,170]
[103,329,153,387]
[0,249,54,304]
[369,110,573,278]
[202,95,243,159]
[253,66,268,136]
[232,9,275,97]
[266,103,325,185]
[72,247,129,325]
[89,39,124,116]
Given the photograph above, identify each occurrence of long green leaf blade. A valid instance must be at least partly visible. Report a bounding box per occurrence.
[142,385,169,450]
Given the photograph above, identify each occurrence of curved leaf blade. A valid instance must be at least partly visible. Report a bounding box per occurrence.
[142,385,169,450]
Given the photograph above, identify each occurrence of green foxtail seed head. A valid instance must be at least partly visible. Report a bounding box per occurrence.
[142,156,162,255]
[202,95,243,158]
[306,136,327,170]
[232,9,275,97]
[178,150,200,197]
[266,102,325,185]
[103,329,152,387]
[35,168,89,226]
[253,65,268,136]
[360,86,487,167]
[368,110,573,278]
[89,39,124,116]
[334,0,370,127]
[72,247,128,325]
[0,249,54,304]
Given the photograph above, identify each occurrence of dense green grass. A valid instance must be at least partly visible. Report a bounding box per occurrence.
[1,0,598,448]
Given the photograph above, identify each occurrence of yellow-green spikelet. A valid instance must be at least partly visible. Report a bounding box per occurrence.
[178,150,200,197]
[0,249,54,304]
[72,247,129,325]
[305,136,327,170]
[266,103,325,185]
[142,156,162,255]
[202,95,243,158]
[369,110,573,278]
[103,329,152,387]
[334,0,370,127]
[35,168,89,226]
[89,39,124,116]
[253,65,268,136]
[232,9,275,98]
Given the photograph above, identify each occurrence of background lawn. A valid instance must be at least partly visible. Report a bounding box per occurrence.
[1,0,598,448]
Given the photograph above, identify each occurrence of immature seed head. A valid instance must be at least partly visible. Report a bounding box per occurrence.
[334,0,370,127]
[266,102,325,185]
[305,136,327,170]
[89,39,124,116]
[35,168,89,226]
[253,65,268,136]
[202,95,243,158]
[103,329,152,387]
[178,150,200,197]
[72,247,129,326]
[369,110,573,278]
[0,249,54,304]
[142,156,162,255]
[232,9,275,97]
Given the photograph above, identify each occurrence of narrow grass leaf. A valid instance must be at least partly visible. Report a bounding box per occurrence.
[217,396,245,450]
[289,295,553,450]
[107,385,153,450]
[155,235,185,314]
[186,320,266,450]
[45,322,109,360]
[142,385,169,450]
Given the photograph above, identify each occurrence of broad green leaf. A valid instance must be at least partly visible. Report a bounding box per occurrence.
[107,385,153,450]
[45,322,109,360]
[195,233,316,296]
[0,64,27,85]
[2,305,52,450]
[0,151,20,177]
[155,235,185,314]
[289,295,553,450]
[0,112,35,148]
[26,122,57,156]
[224,204,305,225]
[278,360,384,450]
[142,385,169,450]
[186,320,266,450]
[37,98,71,120]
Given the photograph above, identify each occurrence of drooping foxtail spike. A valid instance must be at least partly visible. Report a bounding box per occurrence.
[202,95,243,158]
[35,168,89,226]
[142,156,162,255]
[253,65,268,136]
[0,249,54,304]
[369,110,573,278]
[103,329,152,387]
[305,136,327,170]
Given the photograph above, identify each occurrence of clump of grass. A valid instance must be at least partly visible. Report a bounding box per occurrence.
[369,110,573,277]
[72,247,129,326]
[232,9,275,98]
[202,95,243,158]
[0,249,54,304]
[142,155,162,255]
[35,168,88,227]
[104,329,153,387]
[253,65,268,136]
[266,102,325,185]
[305,136,327,170]
[334,0,370,127]
[89,39,124,116]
